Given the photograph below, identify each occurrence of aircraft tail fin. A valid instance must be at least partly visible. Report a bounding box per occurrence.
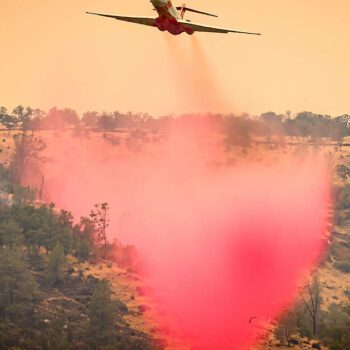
[176,6,218,18]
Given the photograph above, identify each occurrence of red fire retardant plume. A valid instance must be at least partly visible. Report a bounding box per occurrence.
[26,128,331,350]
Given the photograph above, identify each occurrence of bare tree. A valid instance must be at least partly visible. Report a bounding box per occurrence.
[275,309,298,347]
[299,274,322,337]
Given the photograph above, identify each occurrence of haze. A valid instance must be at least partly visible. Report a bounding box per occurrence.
[1,0,349,116]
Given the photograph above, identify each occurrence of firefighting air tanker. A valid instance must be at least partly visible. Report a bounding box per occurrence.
[87,0,261,36]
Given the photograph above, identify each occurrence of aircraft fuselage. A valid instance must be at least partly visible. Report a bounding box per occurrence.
[151,0,194,35]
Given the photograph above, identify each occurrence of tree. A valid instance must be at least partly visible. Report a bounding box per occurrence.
[88,280,115,349]
[336,164,350,182]
[12,105,33,131]
[26,108,46,134]
[0,219,23,248]
[12,184,37,206]
[320,303,350,350]
[82,111,99,128]
[98,114,117,131]
[10,133,46,183]
[55,210,74,254]
[259,111,285,136]
[0,106,7,119]
[0,110,18,134]
[46,242,66,287]
[73,217,97,262]
[26,205,73,255]
[14,205,56,256]
[46,108,79,129]
[5,205,73,256]
[1,114,18,135]
[299,274,322,337]
[224,115,255,148]
[337,184,350,210]
[332,115,350,144]
[292,112,316,140]
[46,318,71,350]
[0,163,12,183]
[61,108,79,127]
[275,309,298,347]
[90,203,110,259]
[0,247,37,322]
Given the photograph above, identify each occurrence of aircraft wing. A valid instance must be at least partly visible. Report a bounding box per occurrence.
[86,12,157,27]
[178,19,261,35]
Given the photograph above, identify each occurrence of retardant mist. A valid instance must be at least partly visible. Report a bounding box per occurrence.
[163,35,229,113]
[26,126,331,350]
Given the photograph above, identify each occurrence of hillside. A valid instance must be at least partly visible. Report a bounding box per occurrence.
[1,126,350,350]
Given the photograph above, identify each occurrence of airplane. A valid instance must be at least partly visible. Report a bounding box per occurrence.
[87,0,261,36]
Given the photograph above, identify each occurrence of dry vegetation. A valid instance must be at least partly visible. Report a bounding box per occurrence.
[1,112,350,349]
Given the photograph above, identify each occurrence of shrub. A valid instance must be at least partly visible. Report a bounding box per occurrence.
[334,262,350,273]
[337,184,350,209]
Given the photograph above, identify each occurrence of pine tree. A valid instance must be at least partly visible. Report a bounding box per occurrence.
[46,242,66,287]
[0,219,23,248]
[90,203,110,259]
[88,280,116,349]
[0,247,37,322]
[73,217,97,262]
[47,319,71,350]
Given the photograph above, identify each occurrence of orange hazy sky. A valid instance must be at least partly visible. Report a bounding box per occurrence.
[1,0,349,116]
